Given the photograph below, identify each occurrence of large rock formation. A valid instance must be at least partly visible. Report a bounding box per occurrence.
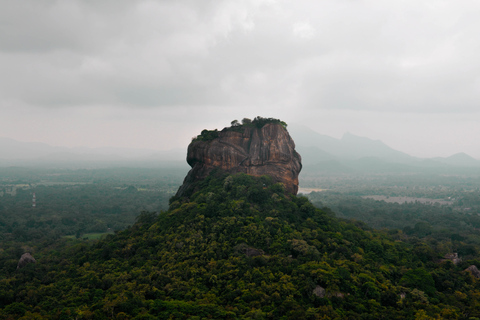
[176,120,302,197]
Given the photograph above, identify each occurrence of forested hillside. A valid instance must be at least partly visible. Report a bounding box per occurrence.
[2,172,480,319]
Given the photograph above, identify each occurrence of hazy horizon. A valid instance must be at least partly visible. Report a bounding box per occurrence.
[2,123,477,161]
[2,1,480,158]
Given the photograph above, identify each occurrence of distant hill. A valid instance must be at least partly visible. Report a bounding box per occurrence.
[340,132,415,163]
[288,124,416,163]
[288,124,480,174]
[432,152,480,167]
[294,146,338,166]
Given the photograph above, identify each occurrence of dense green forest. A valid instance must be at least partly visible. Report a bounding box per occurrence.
[304,172,480,261]
[0,167,184,242]
[2,171,480,319]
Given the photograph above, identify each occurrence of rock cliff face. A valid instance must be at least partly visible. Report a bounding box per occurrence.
[176,122,302,197]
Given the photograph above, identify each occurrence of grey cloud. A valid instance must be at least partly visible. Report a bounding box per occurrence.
[0,0,266,107]
[1,0,480,114]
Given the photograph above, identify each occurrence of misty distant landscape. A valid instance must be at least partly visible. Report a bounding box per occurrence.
[2,123,479,171]
[3,121,480,242]
[3,120,480,250]
[3,0,480,318]
[3,120,480,318]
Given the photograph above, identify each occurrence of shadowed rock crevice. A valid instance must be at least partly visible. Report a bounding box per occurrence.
[176,120,302,197]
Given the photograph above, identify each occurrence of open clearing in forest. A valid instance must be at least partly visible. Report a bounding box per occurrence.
[298,187,328,194]
[64,232,114,240]
[362,195,454,205]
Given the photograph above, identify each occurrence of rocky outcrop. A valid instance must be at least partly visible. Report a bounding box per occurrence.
[441,253,461,265]
[17,252,36,269]
[235,243,265,257]
[465,265,480,278]
[176,121,302,197]
[313,285,326,298]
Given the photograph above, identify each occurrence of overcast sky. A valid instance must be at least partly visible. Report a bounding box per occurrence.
[1,0,480,158]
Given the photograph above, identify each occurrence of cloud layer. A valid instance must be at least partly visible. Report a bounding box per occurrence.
[1,0,480,157]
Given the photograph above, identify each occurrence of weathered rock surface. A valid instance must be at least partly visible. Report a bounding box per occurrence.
[235,243,265,257]
[17,252,36,269]
[313,285,326,298]
[441,253,461,265]
[176,123,302,197]
[465,265,480,278]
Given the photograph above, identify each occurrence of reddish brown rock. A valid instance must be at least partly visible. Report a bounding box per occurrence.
[176,122,302,197]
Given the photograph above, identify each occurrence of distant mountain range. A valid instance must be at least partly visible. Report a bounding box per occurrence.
[288,125,414,163]
[1,125,479,171]
[287,124,480,173]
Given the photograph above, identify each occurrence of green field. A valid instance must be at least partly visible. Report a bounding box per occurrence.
[63,232,114,240]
